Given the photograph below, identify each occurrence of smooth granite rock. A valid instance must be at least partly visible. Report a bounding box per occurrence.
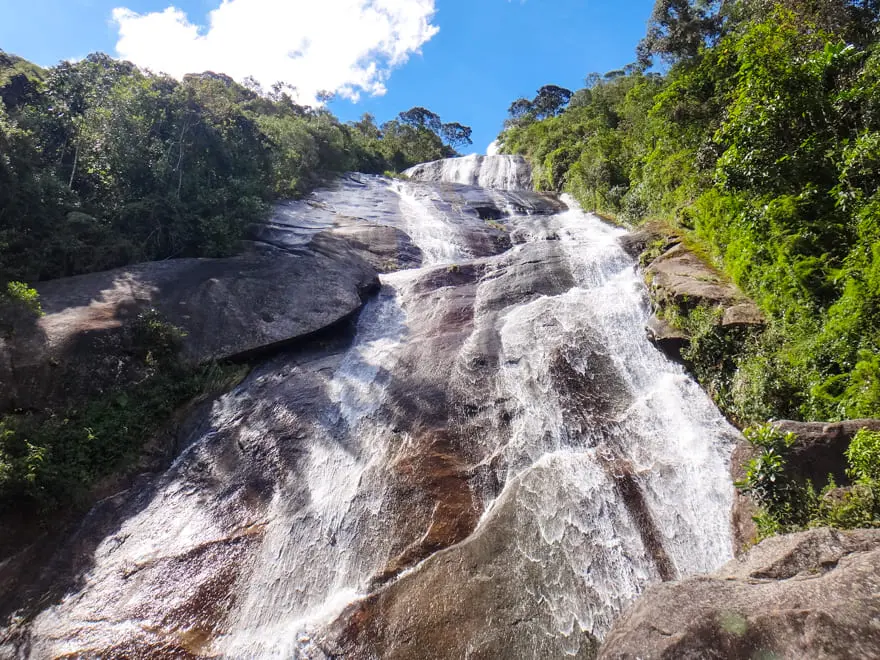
[599,527,880,660]
[0,244,379,412]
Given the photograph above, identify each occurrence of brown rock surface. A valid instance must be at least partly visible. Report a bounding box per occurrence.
[623,230,764,364]
[320,223,423,273]
[722,302,766,328]
[617,223,669,260]
[645,314,688,362]
[729,439,761,553]
[599,528,880,660]
[647,244,741,310]
[773,419,880,487]
[642,243,764,329]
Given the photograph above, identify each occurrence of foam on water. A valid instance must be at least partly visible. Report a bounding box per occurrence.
[19,157,737,659]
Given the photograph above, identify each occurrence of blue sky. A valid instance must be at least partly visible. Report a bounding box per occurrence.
[0,0,656,151]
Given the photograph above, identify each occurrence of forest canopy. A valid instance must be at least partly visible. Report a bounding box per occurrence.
[0,52,471,283]
[499,0,880,423]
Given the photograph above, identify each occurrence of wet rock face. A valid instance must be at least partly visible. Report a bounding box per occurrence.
[2,171,739,659]
[598,528,880,660]
[404,154,534,191]
[318,474,603,660]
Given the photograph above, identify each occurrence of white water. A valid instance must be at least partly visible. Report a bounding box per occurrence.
[469,195,734,643]
[404,153,533,190]
[18,156,736,659]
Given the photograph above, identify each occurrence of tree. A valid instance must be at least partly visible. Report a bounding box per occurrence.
[637,0,724,66]
[440,122,473,149]
[505,98,535,128]
[533,85,573,119]
[737,0,880,45]
[398,106,442,134]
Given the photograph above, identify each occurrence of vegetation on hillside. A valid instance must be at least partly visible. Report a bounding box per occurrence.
[0,51,471,283]
[737,424,880,537]
[0,304,250,519]
[499,0,880,424]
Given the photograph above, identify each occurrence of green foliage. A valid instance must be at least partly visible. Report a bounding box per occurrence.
[737,424,880,538]
[500,1,880,422]
[131,309,187,367]
[0,361,248,515]
[0,308,248,518]
[0,280,43,338]
[0,54,469,283]
[5,281,41,316]
[847,429,880,481]
[736,424,802,529]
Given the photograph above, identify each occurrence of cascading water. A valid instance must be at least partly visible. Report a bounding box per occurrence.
[404,153,533,191]
[4,156,737,659]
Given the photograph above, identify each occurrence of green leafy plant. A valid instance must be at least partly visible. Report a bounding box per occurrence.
[131,308,187,367]
[737,425,880,537]
[846,429,880,481]
[735,424,803,529]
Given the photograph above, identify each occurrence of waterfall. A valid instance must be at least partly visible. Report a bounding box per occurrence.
[404,153,533,191]
[11,156,736,659]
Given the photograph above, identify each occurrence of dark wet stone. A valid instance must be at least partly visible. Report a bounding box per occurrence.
[645,314,688,363]
[773,419,880,488]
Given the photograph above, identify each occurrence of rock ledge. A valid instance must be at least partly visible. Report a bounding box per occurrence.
[599,527,880,660]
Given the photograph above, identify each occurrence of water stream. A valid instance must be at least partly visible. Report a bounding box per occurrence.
[7,156,737,659]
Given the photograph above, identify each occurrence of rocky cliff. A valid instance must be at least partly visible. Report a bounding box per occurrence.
[599,527,880,659]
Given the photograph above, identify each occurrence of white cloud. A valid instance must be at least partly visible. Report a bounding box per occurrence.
[486,140,499,156]
[112,0,439,104]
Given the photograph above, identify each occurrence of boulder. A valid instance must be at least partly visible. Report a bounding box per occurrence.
[617,223,670,260]
[645,314,688,362]
[646,244,742,310]
[1,241,379,412]
[642,242,764,328]
[599,528,880,660]
[773,419,880,487]
[721,302,765,328]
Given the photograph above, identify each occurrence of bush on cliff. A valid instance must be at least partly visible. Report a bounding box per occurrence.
[0,309,249,518]
[737,425,880,538]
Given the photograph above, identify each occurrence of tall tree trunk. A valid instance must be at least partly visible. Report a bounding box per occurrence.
[68,141,79,190]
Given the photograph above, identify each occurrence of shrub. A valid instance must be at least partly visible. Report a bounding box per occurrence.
[131,308,187,367]
[735,424,808,532]
[0,281,43,338]
[847,429,880,482]
[737,425,880,537]
[0,361,248,516]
